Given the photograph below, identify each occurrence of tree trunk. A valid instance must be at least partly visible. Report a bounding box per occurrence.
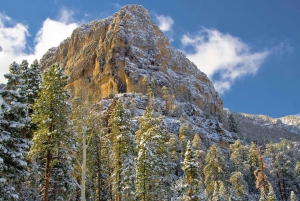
[276,172,283,200]
[43,150,52,201]
[258,148,267,194]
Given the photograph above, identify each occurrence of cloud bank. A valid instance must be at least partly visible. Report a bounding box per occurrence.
[182,28,269,94]
[0,8,78,83]
[156,15,174,32]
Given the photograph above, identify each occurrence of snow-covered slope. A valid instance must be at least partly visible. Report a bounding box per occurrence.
[225,110,300,144]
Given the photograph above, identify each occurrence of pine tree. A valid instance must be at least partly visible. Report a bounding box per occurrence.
[181,141,202,200]
[28,64,75,201]
[267,184,277,201]
[249,142,260,194]
[230,171,248,201]
[109,100,136,201]
[265,140,294,200]
[204,145,227,198]
[179,123,190,158]
[0,62,30,200]
[230,140,250,174]
[290,191,296,201]
[228,113,238,133]
[259,187,267,201]
[169,134,181,176]
[192,134,205,180]
[135,108,171,200]
[26,60,42,109]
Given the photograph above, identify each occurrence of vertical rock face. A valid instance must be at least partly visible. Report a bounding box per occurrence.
[40,5,223,115]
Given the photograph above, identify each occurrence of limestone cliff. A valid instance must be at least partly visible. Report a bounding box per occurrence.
[40,5,222,116]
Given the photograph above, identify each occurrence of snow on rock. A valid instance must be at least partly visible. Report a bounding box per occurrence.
[97,93,235,149]
[40,4,223,118]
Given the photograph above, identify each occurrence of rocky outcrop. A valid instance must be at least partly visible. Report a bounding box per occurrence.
[40,5,223,116]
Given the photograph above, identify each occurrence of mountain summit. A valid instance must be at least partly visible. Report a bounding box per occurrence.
[40,4,223,116]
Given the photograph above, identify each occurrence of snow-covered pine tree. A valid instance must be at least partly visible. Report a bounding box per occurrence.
[203,145,228,198]
[169,134,181,176]
[179,123,190,158]
[290,191,296,201]
[0,62,30,200]
[135,107,171,200]
[229,171,249,201]
[259,187,267,201]
[228,113,238,133]
[265,140,295,200]
[192,134,206,181]
[26,60,42,109]
[249,142,260,194]
[109,100,136,201]
[267,183,277,201]
[230,140,250,174]
[29,64,75,201]
[181,141,203,200]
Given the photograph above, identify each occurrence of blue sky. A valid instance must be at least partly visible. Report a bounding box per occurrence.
[0,0,299,118]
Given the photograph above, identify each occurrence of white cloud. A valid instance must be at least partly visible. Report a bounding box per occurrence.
[182,28,269,94]
[156,15,174,32]
[0,9,78,83]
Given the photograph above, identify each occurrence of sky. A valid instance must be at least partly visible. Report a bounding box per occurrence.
[0,0,299,118]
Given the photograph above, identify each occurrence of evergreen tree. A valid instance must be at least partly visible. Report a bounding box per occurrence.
[181,141,202,200]
[290,191,296,201]
[109,100,136,201]
[0,62,30,200]
[228,113,238,133]
[230,140,250,174]
[249,142,260,194]
[192,134,205,181]
[179,123,190,158]
[135,108,171,200]
[229,171,248,201]
[266,140,294,200]
[204,145,227,198]
[169,134,181,176]
[26,60,42,109]
[28,64,75,201]
[259,187,267,201]
[267,184,277,201]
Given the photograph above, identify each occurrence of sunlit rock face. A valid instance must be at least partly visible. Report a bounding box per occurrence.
[40,4,223,116]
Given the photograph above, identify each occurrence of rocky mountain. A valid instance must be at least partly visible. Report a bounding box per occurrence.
[39,4,299,147]
[40,4,222,117]
[225,109,300,144]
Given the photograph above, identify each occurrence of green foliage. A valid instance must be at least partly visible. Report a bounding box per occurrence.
[135,107,171,200]
[230,171,248,201]
[179,123,190,158]
[230,140,249,174]
[204,145,227,197]
[28,63,75,200]
[0,61,30,200]
[109,100,137,200]
[267,184,277,201]
[228,113,238,133]
[182,141,202,200]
